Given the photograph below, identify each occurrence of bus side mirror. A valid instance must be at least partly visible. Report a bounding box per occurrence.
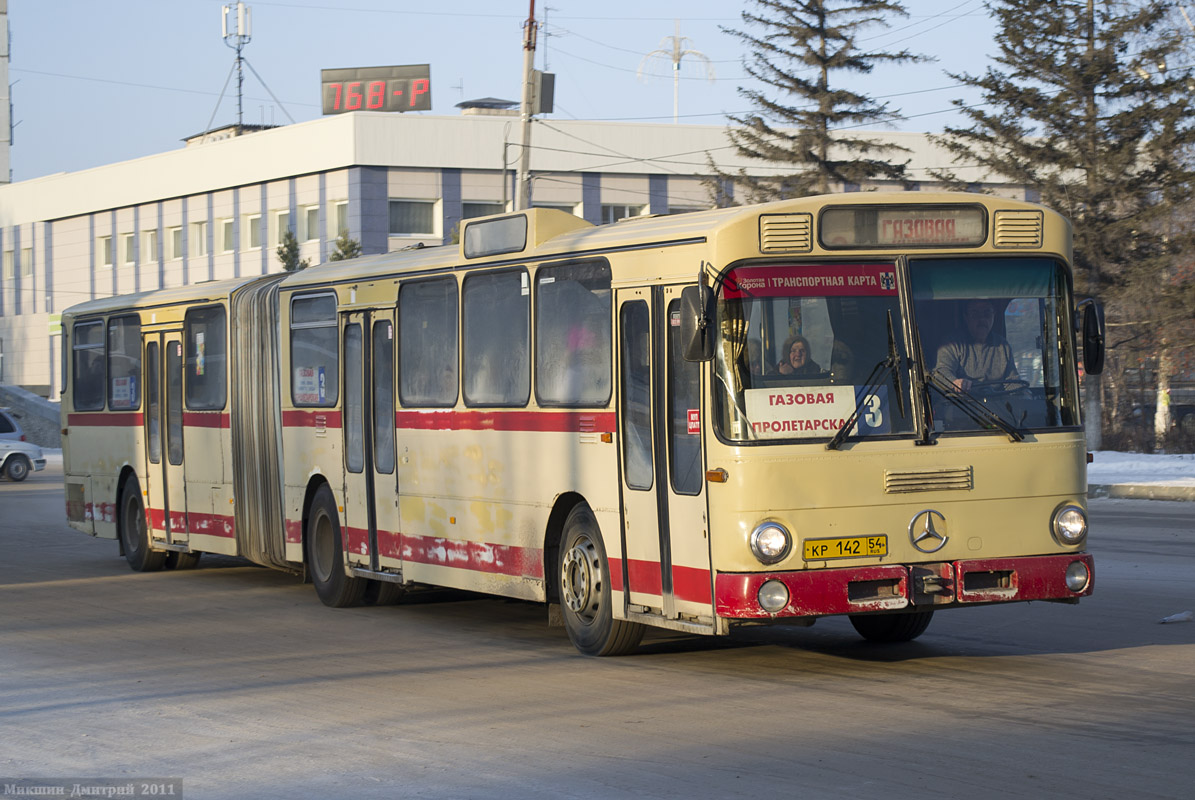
[681,284,715,362]
[1078,299,1105,376]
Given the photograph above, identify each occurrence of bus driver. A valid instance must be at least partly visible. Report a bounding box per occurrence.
[934,299,1021,392]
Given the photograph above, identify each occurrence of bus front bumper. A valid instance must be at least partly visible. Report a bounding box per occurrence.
[714,553,1094,620]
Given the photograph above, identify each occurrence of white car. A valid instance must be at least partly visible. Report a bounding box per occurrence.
[1,439,46,482]
[0,407,26,442]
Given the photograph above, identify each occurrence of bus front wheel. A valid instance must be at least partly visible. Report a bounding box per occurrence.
[558,503,645,657]
[849,609,934,643]
[119,478,166,572]
[306,484,366,608]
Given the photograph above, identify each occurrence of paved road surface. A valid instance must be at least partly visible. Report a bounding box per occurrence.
[2,464,1192,799]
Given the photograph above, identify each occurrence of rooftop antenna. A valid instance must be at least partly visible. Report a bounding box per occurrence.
[223,2,252,130]
[637,20,715,124]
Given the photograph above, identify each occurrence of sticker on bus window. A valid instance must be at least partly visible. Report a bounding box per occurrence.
[111,375,135,409]
[196,331,206,376]
[687,408,700,435]
[743,385,891,439]
[294,367,321,404]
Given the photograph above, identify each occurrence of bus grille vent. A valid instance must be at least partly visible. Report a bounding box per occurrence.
[993,210,1043,248]
[884,466,973,493]
[759,213,813,253]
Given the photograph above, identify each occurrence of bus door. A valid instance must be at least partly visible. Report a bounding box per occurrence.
[615,285,713,624]
[145,333,189,547]
[340,310,401,575]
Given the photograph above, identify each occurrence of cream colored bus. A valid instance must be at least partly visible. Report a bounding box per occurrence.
[61,192,1104,656]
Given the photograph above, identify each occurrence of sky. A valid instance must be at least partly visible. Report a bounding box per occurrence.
[4,0,999,183]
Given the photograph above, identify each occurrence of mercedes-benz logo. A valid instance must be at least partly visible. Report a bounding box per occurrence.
[909,509,948,553]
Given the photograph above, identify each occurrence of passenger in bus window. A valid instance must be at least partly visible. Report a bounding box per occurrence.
[777,334,824,377]
[934,299,1020,392]
[829,340,855,383]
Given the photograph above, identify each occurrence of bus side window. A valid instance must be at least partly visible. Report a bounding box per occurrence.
[399,278,458,407]
[535,260,612,407]
[107,315,142,411]
[290,293,340,407]
[463,269,530,407]
[72,321,106,411]
[185,306,227,410]
[619,301,652,491]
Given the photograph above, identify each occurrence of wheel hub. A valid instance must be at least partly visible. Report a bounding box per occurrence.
[561,540,597,616]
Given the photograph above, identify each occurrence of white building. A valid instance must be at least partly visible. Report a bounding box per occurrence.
[0,110,1017,395]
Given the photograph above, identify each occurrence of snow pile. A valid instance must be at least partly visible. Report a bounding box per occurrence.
[1088,451,1195,487]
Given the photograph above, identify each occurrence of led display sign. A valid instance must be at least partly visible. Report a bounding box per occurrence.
[820,205,987,249]
[320,65,432,114]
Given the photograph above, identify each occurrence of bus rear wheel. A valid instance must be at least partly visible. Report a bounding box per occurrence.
[307,484,366,608]
[119,478,166,572]
[165,551,202,570]
[558,503,644,657]
[849,609,934,643]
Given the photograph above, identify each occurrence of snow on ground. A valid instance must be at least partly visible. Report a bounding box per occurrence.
[1088,451,1195,487]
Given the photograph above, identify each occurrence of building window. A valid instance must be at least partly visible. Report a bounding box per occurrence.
[122,234,135,265]
[98,236,114,267]
[22,247,33,276]
[600,204,644,225]
[334,202,349,236]
[221,219,235,253]
[275,211,291,246]
[244,214,261,250]
[142,229,158,262]
[190,221,208,257]
[168,227,183,260]
[2,250,13,280]
[462,201,505,220]
[389,200,435,235]
[304,206,319,241]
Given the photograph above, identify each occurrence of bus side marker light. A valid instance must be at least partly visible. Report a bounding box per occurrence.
[758,580,790,613]
[601,432,613,443]
[706,468,728,483]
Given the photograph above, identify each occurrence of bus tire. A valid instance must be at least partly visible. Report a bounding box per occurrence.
[364,580,405,606]
[558,503,645,657]
[119,478,166,572]
[4,455,30,482]
[849,609,934,643]
[307,484,366,608]
[165,550,202,570]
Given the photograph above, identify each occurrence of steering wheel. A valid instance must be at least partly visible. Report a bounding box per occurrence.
[968,379,1030,397]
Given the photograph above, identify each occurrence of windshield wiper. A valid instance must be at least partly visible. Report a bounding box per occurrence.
[826,312,905,451]
[926,373,1025,442]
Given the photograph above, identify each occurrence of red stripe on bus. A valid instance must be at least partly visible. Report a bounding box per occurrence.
[68,412,144,427]
[147,507,235,538]
[285,519,303,544]
[609,558,711,604]
[394,410,616,433]
[281,409,344,428]
[401,532,544,578]
[182,412,230,429]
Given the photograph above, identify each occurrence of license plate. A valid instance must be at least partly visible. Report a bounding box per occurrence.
[802,535,888,561]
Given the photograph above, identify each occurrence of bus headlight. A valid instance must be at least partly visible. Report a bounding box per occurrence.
[1052,505,1088,546]
[758,580,790,613]
[1065,560,1091,593]
[749,522,792,565]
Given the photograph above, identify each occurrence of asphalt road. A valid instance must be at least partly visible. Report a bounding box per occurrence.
[2,463,1193,800]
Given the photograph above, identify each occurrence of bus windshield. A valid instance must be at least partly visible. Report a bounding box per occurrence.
[909,256,1080,434]
[713,263,916,442]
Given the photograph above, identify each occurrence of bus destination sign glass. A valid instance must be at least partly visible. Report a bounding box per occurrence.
[820,205,986,249]
[321,65,432,114]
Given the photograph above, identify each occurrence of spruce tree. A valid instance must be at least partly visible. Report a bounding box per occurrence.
[711,0,924,203]
[933,0,1195,448]
[276,228,310,272]
[328,229,363,262]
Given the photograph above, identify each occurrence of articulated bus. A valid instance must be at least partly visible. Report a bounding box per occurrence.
[61,192,1105,656]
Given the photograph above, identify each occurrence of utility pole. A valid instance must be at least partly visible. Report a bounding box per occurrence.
[515,0,537,211]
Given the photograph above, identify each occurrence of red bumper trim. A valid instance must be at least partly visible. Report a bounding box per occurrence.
[715,553,1093,620]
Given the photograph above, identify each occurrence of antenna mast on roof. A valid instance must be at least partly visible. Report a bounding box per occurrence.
[222,2,252,130]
